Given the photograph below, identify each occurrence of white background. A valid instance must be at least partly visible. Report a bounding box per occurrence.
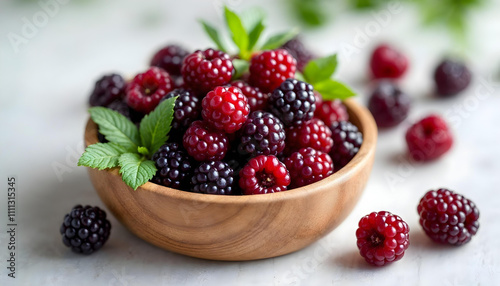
[1,0,500,285]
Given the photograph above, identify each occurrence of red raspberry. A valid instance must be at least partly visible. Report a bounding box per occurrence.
[284,147,333,188]
[356,211,410,267]
[181,48,234,93]
[150,44,189,76]
[230,80,269,111]
[182,121,229,162]
[285,118,333,155]
[313,91,323,111]
[370,44,409,79]
[239,155,291,195]
[249,49,297,93]
[202,86,250,134]
[405,115,453,161]
[126,67,174,113]
[418,188,479,246]
[314,99,349,126]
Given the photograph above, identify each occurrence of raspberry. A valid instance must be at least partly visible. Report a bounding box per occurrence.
[434,59,472,97]
[249,49,297,93]
[368,81,411,128]
[181,48,234,92]
[151,143,192,189]
[89,74,126,107]
[183,121,229,161]
[150,44,189,76]
[60,205,111,255]
[237,111,285,157]
[161,88,201,136]
[202,86,250,133]
[356,211,410,267]
[284,147,333,188]
[329,121,363,171]
[314,99,349,127]
[239,155,291,195]
[191,161,235,195]
[126,67,174,113]
[280,37,315,72]
[285,118,333,154]
[405,115,453,161]
[314,91,323,111]
[418,188,480,246]
[269,78,316,127]
[231,80,269,111]
[370,44,409,79]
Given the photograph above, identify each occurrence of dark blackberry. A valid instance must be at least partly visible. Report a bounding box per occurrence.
[280,37,315,72]
[60,205,111,255]
[151,143,192,189]
[237,111,286,157]
[150,44,189,76]
[329,121,363,171]
[191,161,235,195]
[107,100,131,119]
[269,78,316,127]
[89,74,126,107]
[434,59,472,97]
[368,81,411,128]
[161,88,201,135]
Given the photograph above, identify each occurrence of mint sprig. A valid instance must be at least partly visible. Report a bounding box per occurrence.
[78,97,177,190]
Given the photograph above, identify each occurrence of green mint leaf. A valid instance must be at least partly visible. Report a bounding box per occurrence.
[303,54,338,84]
[137,146,149,156]
[89,107,140,152]
[224,7,249,57]
[314,79,356,100]
[261,28,299,50]
[139,96,177,156]
[241,8,266,51]
[118,153,156,190]
[77,142,126,170]
[247,20,265,52]
[200,20,228,52]
[232,59,250,80]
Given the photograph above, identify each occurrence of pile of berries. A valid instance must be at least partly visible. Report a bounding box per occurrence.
[88,43,363,196]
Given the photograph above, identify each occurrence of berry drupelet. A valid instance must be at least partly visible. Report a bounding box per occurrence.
[368,81,411,128]
[60,205,111,255]
[191,161,235,195]
[183,120,229,162]
[285,118,333,154]
[284,147,333,189]
[231,80,269,112]
[237,111,286,158]
[89,74,127,107]
[329,121,363,171]
[405,115,453,161]
[370,44,409,79]
[434,59,472,97]
[151,143,192,189]
[249,49,297,93]
[269,78,316,127]
[150,44,189,76]
[239,155,291,195]
[126,67,174,113]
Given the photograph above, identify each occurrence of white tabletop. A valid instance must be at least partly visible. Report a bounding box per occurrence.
[1,0,500,285]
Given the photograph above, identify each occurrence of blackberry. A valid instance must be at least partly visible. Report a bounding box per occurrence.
[249,49,297,93]
[151,143,192,189]
[284,147,333,188]
[183,120,229,161]
[89,74,126,107]
[329,121,363,171]
[368,81,411,128]
[161,88,201,136]
[239,155,291,195]
[269,78,316,127]
[434,59,472,97]
[285,118,333,155]
[150,44,189,76]
[405,115,453,161]
[231,80,269,111]
[191,161,235,195]
[237,111,286,157]
[280,37,315,72]
[60,205,111,255]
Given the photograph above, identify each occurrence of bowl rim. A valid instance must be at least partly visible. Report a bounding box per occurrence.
[84,98,377,205]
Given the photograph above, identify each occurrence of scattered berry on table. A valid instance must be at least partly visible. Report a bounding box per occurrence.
[161,88,201,135]
[368,81,411,128]
[202,86,250,133]
[434,59,472,97]
[183,120,229,161]
[60,205,111,255]
[285,118,333,154]
[237,111,286,157]
[356,211,410,267]
[231,80,269,112]
[314,99,349,127]
[370,44,408,79]
[418,188,479,246]
[191,161,235,195]
[181,48,233,93]
[151,143,192,189]
[284,147,333,188]
[249,49,297,93]
[239,155,291,195]
[280,37,315,72]
[405,115,453,161]
[126,67,174,113]
[269,78,316,127]
[89,74,126,107]
[150,44,189,76]
[329,121,363,171]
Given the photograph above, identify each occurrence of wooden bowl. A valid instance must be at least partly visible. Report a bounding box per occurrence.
[84,98,377,261]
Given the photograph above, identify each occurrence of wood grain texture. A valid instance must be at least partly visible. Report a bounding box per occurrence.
[84,98,377,261]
